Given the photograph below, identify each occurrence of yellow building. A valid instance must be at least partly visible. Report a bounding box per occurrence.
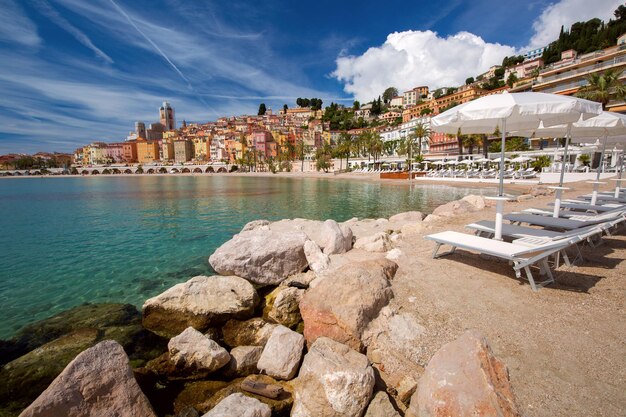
[136,140,160,164]
[193,137,210,161]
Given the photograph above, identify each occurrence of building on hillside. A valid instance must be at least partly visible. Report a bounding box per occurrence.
[135,122,146,139]
[355,103,372,119]
[402,84,485,121]
[174,140,193,163]
[532,37,626,112]
[161,139,175,161]
[146,123,165,141]
[504,58,544,80]
[390,96,404,108]
[477,65,501,81]
[103,143,125,163]
[403,86,429,107]
[122,141,137,163]
[427,131,458,155]
[159,101,175,130]
[380,111,401,122]
[524,46,546,61]
[251,131,273,160]
[192,137,210,161]
[85,142,108,165]
[136,140,160,164]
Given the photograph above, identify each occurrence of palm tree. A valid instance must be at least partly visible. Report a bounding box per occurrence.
[462,135,481,155]
[576,69,626,109]
[412,122,431,156]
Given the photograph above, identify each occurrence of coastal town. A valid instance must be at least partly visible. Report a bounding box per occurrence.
[2,17,626,176]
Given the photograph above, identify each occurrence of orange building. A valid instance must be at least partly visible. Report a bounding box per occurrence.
[122,141,137,163]
[136,140,160,164]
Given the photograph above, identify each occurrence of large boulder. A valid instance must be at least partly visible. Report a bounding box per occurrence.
[143,275,259,338]
[241,220,270,232]
[354,232,392,252]
[209,230,309,285]
[432,199,476,218]
[19,340,156,417]
[303,240,330,274]
[299,259,397,351]
[407,330,520,417]
[169,327,230,373]
[291,337,375,417]
[203,393,271,417]
[461,194,486,210]
[0,329,100,416]
[363,307,428,405]
[264,286,304,328]
[222,318,277,348]
[389,211,424,222]
[222,346,263,378]
[257,325,305,380]
[320,219,353,255]
[364,391,401,417]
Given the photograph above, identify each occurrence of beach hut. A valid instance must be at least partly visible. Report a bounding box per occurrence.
[431,92,601,240]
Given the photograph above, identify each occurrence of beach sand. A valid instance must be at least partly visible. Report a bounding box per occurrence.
[386,180,625,417]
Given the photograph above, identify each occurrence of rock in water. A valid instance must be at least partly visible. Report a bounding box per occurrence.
[203,393,271,417]
[320,219,353,254]
[303,240,330,274]
[299,259,397,351]
[257,325,304,380]
[291,337,375,417]
[209,230,309,285]
[353,232,392,252]
[169,327,230,373]
[364,391,401,417]
[143,275,259,338]
[19,340,156,417]
[407,330,520,417]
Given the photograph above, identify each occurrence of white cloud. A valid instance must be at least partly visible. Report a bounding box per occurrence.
[0,0,40,47]
[332,30,516,102]
[527,0,620,49]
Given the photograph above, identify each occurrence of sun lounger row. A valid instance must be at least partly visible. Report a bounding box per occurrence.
[424,201,626,291]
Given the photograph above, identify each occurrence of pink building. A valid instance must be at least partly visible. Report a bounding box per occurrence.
[104,143,125,163]
[251,131,273,159]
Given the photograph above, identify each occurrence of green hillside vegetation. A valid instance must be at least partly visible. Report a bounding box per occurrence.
[542,5,626,65]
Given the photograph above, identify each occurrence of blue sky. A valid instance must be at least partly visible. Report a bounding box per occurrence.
[0,0,621,153]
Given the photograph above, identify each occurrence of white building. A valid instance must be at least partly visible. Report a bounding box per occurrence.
[379,117,432,155]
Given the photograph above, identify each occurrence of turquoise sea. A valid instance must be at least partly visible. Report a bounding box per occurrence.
[0,175,493,339]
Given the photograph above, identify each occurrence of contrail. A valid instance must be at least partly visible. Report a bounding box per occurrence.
[37,0,113,63]
[108,0,213,111]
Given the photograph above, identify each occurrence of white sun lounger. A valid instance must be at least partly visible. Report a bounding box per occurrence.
[425,231,577,291]
[504,211,625,230]
[550,202,623,212]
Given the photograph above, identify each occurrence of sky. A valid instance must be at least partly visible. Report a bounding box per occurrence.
[0,0,621,154]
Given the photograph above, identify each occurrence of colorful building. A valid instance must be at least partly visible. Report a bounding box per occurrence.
[136,140,160,164]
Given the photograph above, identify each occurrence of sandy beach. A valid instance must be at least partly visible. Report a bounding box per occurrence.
[385,180,626,417]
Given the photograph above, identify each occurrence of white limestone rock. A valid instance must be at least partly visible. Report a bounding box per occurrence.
[257,325,305,380]
[354,232,392,252]
[202,393,271,417]
[303,240,330,274]
[320,219,353,255]
[168,327,230,373]
[209,230,309,285]
[19,340,156,417]
[143,275,259,338]
[291,337,375,417]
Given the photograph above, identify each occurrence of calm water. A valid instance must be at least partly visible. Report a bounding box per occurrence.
[0,175,494,338]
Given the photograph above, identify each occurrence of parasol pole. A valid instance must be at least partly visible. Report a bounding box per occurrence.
[615,152,624,198]
[552,124,572,218]
[590,133,608,205]
[492,118,507,241]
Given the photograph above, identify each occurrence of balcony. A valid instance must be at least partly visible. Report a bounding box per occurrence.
[535,55,626,88]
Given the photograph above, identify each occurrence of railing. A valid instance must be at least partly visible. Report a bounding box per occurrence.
[536,56,626,85]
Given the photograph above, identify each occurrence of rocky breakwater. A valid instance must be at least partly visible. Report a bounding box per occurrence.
[13,198,529,416]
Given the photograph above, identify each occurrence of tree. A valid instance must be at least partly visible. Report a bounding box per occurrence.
[506,72,518,88]
[489,137,529,152]
[315,143,333,172]
[296,98,303,107]
[462,135,481,154]
[258,103,266,115]
[412,122,431,157]
[295,138,309,172]
[420,108,433,116]
[531,155,551,171]
[353,100,360,110]
[578,153,591,166]
[283,104,288,113]
[576,69,626,109]
[336,132,353,169]
[382,87,398,103]
[465,77,474,85]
